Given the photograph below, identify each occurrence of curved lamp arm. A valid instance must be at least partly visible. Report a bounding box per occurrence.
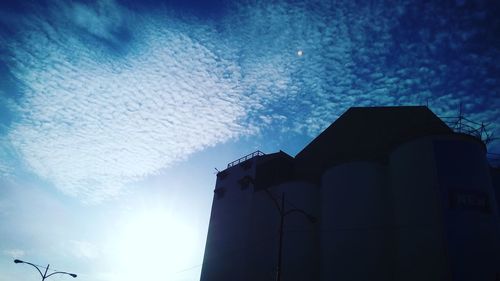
[45,271,77,278]
[14,259,77,279]
[284,208,317,223]
[264,188,282,213]
[13,260,44,279]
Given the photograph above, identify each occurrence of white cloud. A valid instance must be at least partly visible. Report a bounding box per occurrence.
[2,0,499,202]
[3,249,25,259]
[0,137,16,178]
[66,0,125,41]
[6,14,253,202]
[68,240,100,260]
[0,162,10,177]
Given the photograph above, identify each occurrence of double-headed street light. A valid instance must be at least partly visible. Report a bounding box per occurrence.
[14,259,77,280]
[239,175,317,281]
[264,191,317,281]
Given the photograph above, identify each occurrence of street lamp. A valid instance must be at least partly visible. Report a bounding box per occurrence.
[239,175,317,281]
[14,259,77,280]
[265,191,317,281]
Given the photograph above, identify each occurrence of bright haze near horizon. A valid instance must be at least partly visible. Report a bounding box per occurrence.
[0,0,499,280]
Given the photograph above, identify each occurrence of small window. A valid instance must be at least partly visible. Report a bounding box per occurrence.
[214,187,226,199]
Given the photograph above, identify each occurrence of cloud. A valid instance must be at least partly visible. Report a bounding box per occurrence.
[1,0,499,202]
[0,136,16,178]
[6,15,253,202]
[68,240,100,260]
[0,162,10,177]
[3,249,25,258]
[65,0,126,41]
[226,0,500,140]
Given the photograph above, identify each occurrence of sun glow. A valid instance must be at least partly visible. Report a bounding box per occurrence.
[110,208,198,281]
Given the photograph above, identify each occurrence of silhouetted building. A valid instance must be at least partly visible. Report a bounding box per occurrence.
[200,106,500,281]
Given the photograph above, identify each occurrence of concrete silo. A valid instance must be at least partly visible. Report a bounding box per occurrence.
[200,106,500,281]
[390,133,500,281]
[320,161,392,281]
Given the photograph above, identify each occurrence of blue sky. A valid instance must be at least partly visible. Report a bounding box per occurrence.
[0,0,499,280]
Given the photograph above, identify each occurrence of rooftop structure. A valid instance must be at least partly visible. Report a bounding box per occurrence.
[200,106,500,281]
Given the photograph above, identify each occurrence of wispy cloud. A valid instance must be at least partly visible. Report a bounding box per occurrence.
[68,240,100,260]
[1,0,499,201]
[64,0,125,42]
[0,137,16,178]
[0,162,10,177]
[3,249,25,259]
[6,18,251,201]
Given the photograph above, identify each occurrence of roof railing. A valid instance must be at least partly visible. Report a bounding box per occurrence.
[439,115,497,145]
[227,150,265,168]
[439,114,499,167]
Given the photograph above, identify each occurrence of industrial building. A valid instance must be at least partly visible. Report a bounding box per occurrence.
[200,106,500,281]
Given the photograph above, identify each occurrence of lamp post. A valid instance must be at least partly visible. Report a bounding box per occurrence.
[265,191,317,281]
[14,259,77,280]
[238,175,317,281]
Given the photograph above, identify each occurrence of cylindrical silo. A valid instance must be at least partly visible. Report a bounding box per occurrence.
[200,157,259,281]
[389,136,449,281]
[389,134,500,281]
[431,134,500,281]
[320,161,391,281]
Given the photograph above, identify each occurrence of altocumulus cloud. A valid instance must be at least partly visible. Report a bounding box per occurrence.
[4,1,252,202]
[225,1,500,137]
[65,0,126,42]
[1,0,499,201]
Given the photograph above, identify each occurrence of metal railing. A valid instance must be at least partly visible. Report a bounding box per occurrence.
[439,113,499,167]
[227,150,265,168]
[440,115,497,145]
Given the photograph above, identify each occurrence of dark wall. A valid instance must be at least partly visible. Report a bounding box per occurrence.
[491,167,500,214]
[255,152,294,191]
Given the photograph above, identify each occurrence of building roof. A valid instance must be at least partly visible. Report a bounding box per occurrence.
[294,106,453,181]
